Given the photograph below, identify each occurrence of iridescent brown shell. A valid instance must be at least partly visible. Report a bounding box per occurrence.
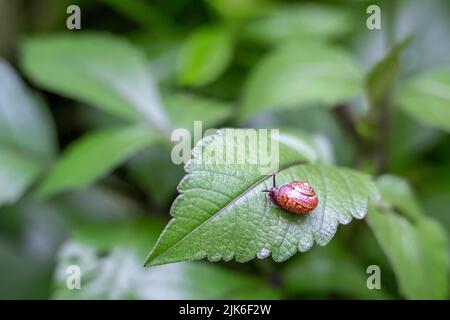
[266,181,318,214]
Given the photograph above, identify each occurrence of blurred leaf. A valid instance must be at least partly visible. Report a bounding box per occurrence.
[368,174,448,299]
[0,60,56,161]
[37,126,160,198]
[146,129,378,266]
[367,206,448,299]
[163,92,232,129]
[366,37,412,107]
[241,43,362,120]
[178,26,234,87]
[283,242,390,299]
[0,60,56,206]
[391,0,450,74]
[0,148,41,206]
[145,40,180,84]
[275,130,334,165]
[79,91,232,132]
[377,175,423,221]
[248,107,355,165]
[243,4,353,45]
[397,69,450,132]
[351,221,399,295]
[21,33,171,135]
[53,218,280,299]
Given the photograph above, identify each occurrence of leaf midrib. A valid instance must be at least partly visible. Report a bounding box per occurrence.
[146,160,307,265]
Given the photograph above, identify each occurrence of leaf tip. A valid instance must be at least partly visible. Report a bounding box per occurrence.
[143,252,156,267]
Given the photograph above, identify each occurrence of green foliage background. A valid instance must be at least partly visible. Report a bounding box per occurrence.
[0,0,449,299]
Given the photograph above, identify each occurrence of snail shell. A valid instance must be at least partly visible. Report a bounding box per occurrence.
[264,180,318,215]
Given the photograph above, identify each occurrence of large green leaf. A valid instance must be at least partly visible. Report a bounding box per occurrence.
[177,26,234,87]
[146,129,378,266]
[367,207,448,299]
[37,126,160,198]
[0,60,56,161]
[241,43,362,120]
[0,60,56,206]
[53,218,280,299]
[367,175,448,299]
[0,148,41,206]
[282,242,391,299]
[21,34,171,135]
[397,69,450,132]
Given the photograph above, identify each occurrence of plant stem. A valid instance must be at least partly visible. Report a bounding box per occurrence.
[332,104,369,168]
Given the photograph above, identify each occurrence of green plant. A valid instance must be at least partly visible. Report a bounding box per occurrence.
[1,0,449,300]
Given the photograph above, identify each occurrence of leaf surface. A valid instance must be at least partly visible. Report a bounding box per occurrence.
[0,60,56,160]
[243,4,353,45]
[241,43,362,120]
[366,175,449,299]
[0,148,41,205]
[163,92,232,130]
[146,129,378,266]
[367,207,448,299]
[0,60,56,206]
[22,34,171,135]
[38,126,160,197]
[178,26,233,87]
[397,69,450,132]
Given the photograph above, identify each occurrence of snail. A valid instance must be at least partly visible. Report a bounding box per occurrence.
[262,174,318,214]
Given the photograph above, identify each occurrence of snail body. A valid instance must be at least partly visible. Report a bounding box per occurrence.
[263,175,318,214]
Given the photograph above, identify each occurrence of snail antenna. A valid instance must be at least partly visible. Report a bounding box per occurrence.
[262,174,277,193]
